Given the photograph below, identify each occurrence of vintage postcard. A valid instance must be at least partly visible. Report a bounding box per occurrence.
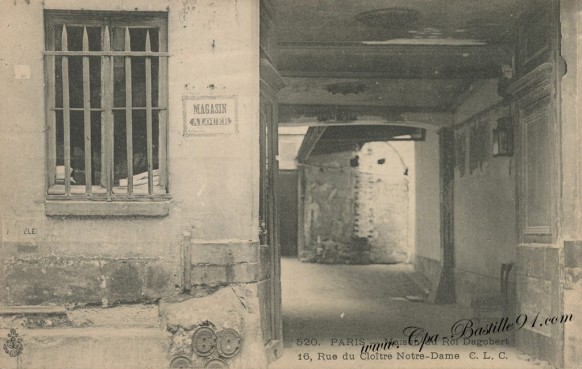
[0,0,580,369]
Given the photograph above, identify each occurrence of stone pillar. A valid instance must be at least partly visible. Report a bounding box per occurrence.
[561,0,582,368]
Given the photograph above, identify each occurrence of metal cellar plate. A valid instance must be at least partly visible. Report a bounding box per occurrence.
[216,329,242,358]
[170,356,192,368]
[192,326,217,357]
[204,358,228,368]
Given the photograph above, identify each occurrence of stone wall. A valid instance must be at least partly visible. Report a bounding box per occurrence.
[451,81,517,306]
[299,142,412,264]
[515,245,563,366]
[564,242,582,368]
[560,1,582,367]
[0,0,260,306]
[414,82,518,308]
[354,143,411,263]
[0,1,266,368]
[414,129,442,275]
[300,151,357,263]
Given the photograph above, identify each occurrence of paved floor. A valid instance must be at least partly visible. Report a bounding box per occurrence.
[269,258,554,369]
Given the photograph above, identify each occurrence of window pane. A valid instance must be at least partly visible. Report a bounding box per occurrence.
[113,110,128,185]
[55,56,63,109]
[68,56,83,109]
[90,57,102,108]
[66,26,84,51]
[111,27,126,51]
[54,111,101,188]
[112,110,159,188]
[53,110,65,193]
[131,57,146,107]
[132,110,159,174]
[129,57,159,108]
[113,56,126,108]
[128,28,159,52]
[91,112,102,186]
[55,25,102,51]
[87,27,102,51]
[152,112,160,171]
[54,25,63,51]
[70,111,86,185]
[54,54,101,108]
[149,28,160,52]
[56,111,64,167]
[132,110,147,175]
[55,111,84,187]
[151,57,159,107]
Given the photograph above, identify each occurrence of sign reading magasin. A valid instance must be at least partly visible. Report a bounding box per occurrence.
[183,95,238,137]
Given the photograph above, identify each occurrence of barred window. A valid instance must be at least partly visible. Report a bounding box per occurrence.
[44,11,169,202]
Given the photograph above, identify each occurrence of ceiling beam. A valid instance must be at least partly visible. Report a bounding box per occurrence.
[279,105,454,130]
[276,42,513,80]
[278,41,511,54]
[279,120,441,131]
[277,70,501,80]
[279,104,452,123]
[296,126,327,163]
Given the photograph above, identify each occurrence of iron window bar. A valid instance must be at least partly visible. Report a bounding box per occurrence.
[45,17,168,200]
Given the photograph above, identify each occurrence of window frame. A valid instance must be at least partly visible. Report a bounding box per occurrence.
[44,10,170,215]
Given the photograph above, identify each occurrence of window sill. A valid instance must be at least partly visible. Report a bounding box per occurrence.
[45,199,171,217]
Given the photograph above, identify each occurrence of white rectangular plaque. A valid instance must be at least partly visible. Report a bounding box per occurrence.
[182,95,238,137]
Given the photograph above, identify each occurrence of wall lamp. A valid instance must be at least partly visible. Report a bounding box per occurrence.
[492,117,513,157]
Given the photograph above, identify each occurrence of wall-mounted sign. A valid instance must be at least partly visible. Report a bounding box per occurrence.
[182,95,238,137]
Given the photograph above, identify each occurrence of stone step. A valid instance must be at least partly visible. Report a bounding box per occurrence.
[0,305,160,329]
[0,327,169,369]
[0,306,67,316]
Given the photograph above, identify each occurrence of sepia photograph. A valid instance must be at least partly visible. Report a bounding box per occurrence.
[0,0,581,368]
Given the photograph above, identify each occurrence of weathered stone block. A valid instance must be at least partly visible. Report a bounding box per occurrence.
[0,242,49,259]
[229,262,259,283]
[565,267,582,290]
[301,144,413,265]
[0,305,69,329]
[2,257,103,305]
[564,288,582,369]
[159,284,268,369]
[543,247,560,281]
[103,261,144,304]
[190,262,259,286]
[564,240,582,268]
[144,260,178,298]
[190,240,259,265]
[519,276,552,336]
[67,305,160,328]
[190,265,227,286]
[516,328,558,366]
[1,255,177,306]
[0,327,169,369]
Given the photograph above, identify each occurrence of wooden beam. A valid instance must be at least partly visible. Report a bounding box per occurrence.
[278,70,499,80]
[296,126,327,163]
[278,104,452,126]
[277,42,512,80]
[278,77,472,108]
